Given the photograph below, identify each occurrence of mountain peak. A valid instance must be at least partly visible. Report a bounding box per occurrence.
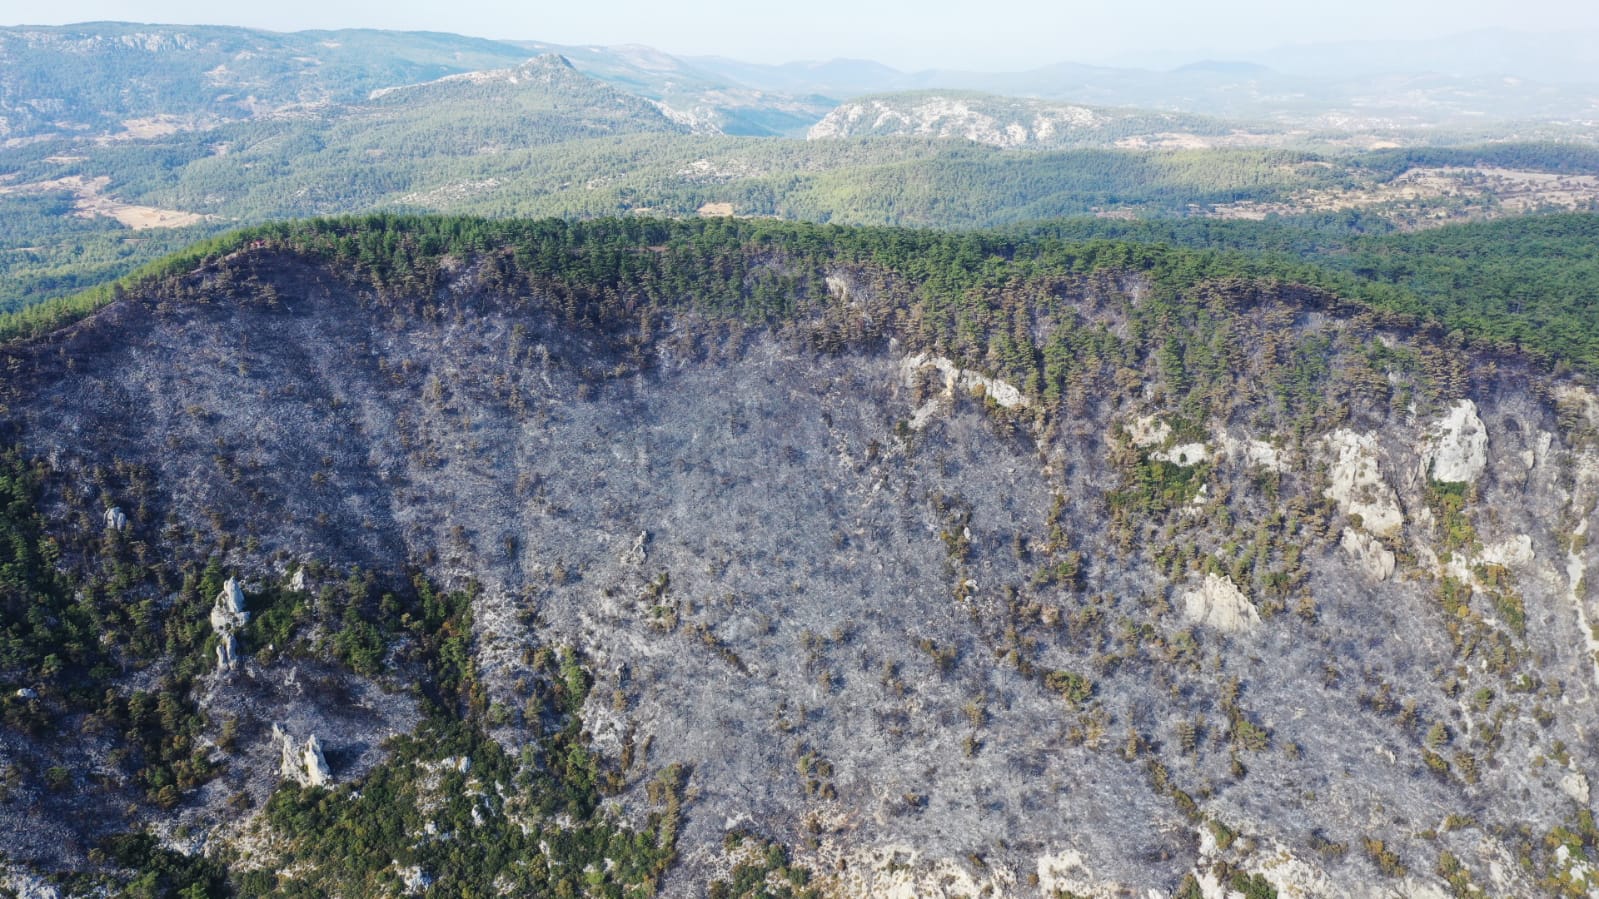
[525,52,576,70]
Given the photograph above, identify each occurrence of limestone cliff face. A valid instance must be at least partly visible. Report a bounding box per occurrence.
[810,94,1101,148]
[806,91,1213,149]
[1422,399,1489,483]
[2,241,1598,897]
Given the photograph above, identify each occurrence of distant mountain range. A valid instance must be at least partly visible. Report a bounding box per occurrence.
[678,54,1599,130]
[1167,29,1599,84]
[2,22,1596,146]
[0,23,535,139]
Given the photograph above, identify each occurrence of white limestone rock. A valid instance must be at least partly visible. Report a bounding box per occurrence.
[398,865,432,894]
[1478,534,1534,568]
[620,530,648,565]
[1341,528,1396,581]
[1321,429,1405,538]
[303,735,330,787]
[209,577,249,631]
[1423,399,1488,484]
[215,632,238,671]
[275,724,298,780]
[1522,430,1555,470]
[1213,428,1288,472]
[901,352,1026,430]
[1126,414,1171,449]
[1181,573,1260,633]
[289,566,308,593]
[1252,844,1344,899]
[1394,879,1452,899]
[275,724,332,787]
[1036,849,1119,899]
[1152,442,1209,467]
[102,506,126,530]
[1562,771,1591,805]
[209,576,249,673]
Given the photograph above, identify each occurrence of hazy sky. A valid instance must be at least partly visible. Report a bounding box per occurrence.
[5,0,1597,70]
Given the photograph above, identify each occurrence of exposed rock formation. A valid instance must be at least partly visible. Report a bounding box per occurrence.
[1321,429,1405,537]
[1181,573,1260,633]
[1341,528,1396,581]
[1211,428,1287,472]
[808,95,1107,148]
[1423,399,1488,483]
[1254,844,1339,899]
[901,352,1025,429]
[1561,771,1591,805]
[1126,414,1172,448]
[215,632,238,671]
[209,576,248,672]
[1152,442,1209,466]
[302,735,330,787]
[620,530,649,565]
[274,724,331,787]
[398,865,432,894]
[209,577,248,630]
[102,506,126,530]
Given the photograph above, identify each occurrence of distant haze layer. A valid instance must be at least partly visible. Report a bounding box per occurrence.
[8,1,1599,76]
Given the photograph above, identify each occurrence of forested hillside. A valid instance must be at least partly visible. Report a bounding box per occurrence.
[7,133,1598,318]
[9,211,1599,375]
[0,24,536,139]
[2,215,1599,896]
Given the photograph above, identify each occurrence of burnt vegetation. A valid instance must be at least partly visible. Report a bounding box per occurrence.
[0,215,1597,896]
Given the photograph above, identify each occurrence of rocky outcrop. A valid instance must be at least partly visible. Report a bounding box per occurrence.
[1254,844,1341,899]
[209,577,247,629]
[901,352,1025,429]
[302,735,330,787]
[398,865,432,894]
[1478,534,1534,568]
[1181,573,1260,633]
[1125,415,1210,466]
[274,724,331,787]
[1212,428,1287,472]
[808,95,1104,148]
[1561,771,1591,805]
[1341,528,1396,581]
[620,530,649,565]
[1152,442,1209,467]
[102,506,126,530]
[1126,414,1172,448]
[1321,429,1405,537]
[1423,399,1488,483]
[1035,849,1112,898]
[215,632,238,670]
[209,576,248,672]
